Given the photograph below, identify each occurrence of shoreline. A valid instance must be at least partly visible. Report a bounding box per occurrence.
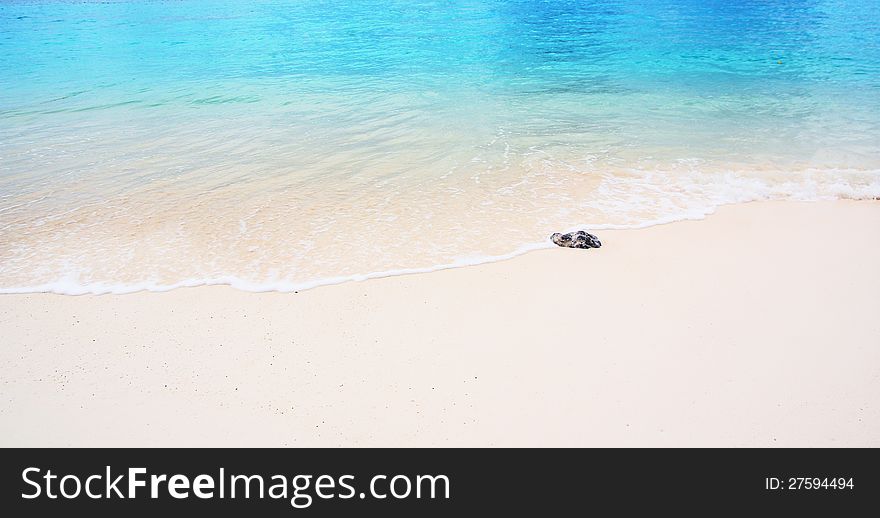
[3,193,880,297]
[1,199,878,446]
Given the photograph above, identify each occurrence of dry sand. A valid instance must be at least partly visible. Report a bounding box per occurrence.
[1,200,878,447]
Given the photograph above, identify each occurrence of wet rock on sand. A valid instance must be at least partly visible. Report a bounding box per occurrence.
[551,231,601,249]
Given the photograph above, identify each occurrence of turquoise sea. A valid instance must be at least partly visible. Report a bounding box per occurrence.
[1,0,879,293]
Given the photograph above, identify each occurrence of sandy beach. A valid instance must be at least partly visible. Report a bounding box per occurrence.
[1,200,878,447]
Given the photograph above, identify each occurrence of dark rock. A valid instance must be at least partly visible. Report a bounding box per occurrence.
[551,230,601,249]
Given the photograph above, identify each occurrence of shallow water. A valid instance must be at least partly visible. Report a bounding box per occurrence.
[1,0,879,293]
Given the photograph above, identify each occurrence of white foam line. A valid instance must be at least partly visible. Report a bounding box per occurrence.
[0,240,556,296]
[1,194,877,296]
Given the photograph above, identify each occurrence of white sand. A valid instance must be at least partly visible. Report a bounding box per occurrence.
[1,200,878,446]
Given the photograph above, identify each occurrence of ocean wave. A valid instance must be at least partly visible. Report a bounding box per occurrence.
[2,168,877,296]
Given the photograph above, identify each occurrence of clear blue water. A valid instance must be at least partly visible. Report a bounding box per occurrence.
[1,0,879,293]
